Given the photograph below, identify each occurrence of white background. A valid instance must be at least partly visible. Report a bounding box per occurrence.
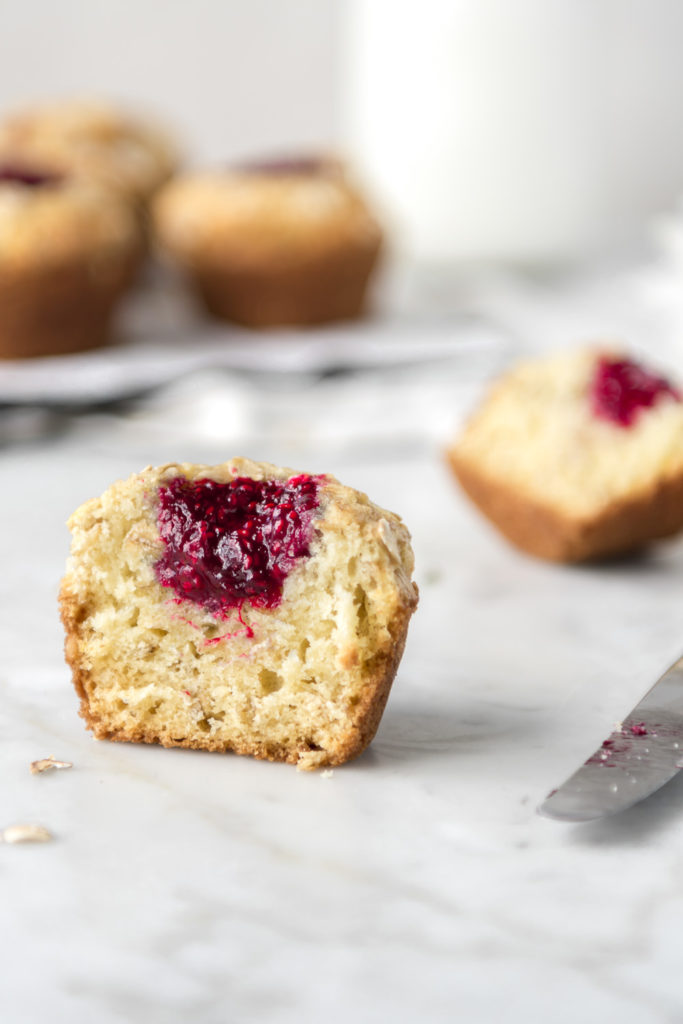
[0,0,341,164]
[5,0,683,262]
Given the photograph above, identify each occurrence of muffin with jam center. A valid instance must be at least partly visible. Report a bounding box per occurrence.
[447,347,683,562]
[60,457,418,769]
[152,157,383,328]
[0,163,142,358]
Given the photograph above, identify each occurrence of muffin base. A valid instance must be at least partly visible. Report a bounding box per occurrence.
[60,591,414,769]
[190,244,381,328]
[0,251,139,359]
[449,451,683,563]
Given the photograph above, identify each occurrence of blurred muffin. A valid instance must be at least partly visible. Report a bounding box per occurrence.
[0,100,177,210]
[447,347,683,562]
[0,163,142,358]
[152,157,383,328]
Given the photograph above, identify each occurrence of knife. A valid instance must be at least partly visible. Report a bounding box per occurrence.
[538,654,683,822]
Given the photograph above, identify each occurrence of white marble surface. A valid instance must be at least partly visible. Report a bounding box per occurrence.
[4,268,683,1023]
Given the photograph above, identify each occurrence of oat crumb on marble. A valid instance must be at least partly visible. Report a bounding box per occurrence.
[2,824,53,844]
[30,756,73,775]
[321,770,334,779]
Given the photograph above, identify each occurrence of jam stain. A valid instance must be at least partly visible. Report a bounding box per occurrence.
[155,474,322,616]
[586,723,656,767]
[629,723,648,736]
[591,355,680,427]
[0,164,62,187]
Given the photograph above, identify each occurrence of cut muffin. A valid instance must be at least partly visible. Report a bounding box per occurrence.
[447,348,683,562]
[60,458,418,769]
[0,165,141,358]
[0,100,177,210]
[152,156,383,327]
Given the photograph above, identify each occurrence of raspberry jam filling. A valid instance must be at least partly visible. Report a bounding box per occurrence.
[0,164,61,187]
[155,474,323,615]
[591,355,680,427]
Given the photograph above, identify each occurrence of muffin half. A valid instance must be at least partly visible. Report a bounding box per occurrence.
[447,348,683,562]
[60,458,418,768]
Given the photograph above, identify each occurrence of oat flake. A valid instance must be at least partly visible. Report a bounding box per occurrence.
[30,756,73,775]
[3,824,53,844]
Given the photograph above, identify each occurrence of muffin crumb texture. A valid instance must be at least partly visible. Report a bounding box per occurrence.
[60,458,418,769]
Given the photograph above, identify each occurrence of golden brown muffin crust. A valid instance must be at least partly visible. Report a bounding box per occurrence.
[153,164,382,266]
[0,179,140,270]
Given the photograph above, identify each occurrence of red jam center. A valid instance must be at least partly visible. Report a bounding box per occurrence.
[155,474,322,615]
[0,164,61,187]
[591,355,680,427]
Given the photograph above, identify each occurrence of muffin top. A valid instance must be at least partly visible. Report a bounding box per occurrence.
[152,157,383,267]
[0,100,177,204]
[0,166,141,270]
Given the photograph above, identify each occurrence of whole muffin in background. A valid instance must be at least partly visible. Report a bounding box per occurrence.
[447,347,683,562]
[0,164,142,358]
[0,100,177,210]
[152,157,383,328]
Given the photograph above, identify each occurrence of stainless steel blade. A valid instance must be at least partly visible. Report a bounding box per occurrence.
[538,655,683,822]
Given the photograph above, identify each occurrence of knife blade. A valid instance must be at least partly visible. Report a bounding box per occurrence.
[538,654,683,822]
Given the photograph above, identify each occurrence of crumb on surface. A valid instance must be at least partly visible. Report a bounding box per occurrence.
[30,756,73,775]
[2,823,53,844]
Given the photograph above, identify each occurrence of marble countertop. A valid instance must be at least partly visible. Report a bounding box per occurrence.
[4,264,683,1023]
